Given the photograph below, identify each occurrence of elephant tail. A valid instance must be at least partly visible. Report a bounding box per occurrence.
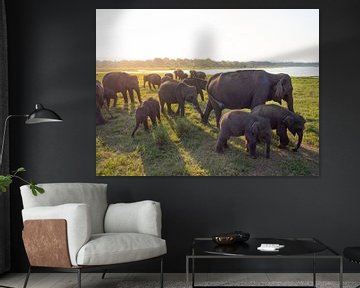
[207,91,225,110]
[206,73,225,110]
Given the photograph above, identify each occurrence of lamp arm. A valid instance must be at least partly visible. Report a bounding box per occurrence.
[0,114,28,169]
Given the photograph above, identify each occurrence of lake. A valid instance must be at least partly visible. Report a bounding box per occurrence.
[134,66,319,77]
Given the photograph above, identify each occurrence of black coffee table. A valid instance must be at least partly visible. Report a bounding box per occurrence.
[186,237,342,288]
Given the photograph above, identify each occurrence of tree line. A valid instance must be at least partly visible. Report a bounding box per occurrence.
[96,58,319,70]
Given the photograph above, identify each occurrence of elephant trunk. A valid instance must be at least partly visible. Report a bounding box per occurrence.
[286,95,294,112]
[131,121,140,137]
[292,130,303,152]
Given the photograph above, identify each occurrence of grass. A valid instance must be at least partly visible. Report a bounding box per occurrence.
[96,72,319,176]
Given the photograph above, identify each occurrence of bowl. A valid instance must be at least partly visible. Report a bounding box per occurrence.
[212,233,238,245]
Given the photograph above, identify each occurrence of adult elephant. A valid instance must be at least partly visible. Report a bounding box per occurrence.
[102,72,142,105]
[144,74,161,90]
[190,70,206,79]
[183,77,207,101]
[203,70,294,127]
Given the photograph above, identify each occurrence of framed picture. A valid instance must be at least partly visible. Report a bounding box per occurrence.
[96,9,319,176]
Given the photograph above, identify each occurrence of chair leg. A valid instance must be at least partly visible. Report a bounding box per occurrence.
[77,269,81,288]
[160,257,164,288]
[23,266,31,288]
[101,270,107,279]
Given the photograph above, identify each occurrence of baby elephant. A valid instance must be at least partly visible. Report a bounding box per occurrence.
[131,97,161,137]
[216,110,272,159]
[158,81,203,118]
[252,104,305,152]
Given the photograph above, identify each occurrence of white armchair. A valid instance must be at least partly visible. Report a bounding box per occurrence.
[20,183,166,288]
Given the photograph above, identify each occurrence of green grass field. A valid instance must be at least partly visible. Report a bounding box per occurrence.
[96,72,319,176]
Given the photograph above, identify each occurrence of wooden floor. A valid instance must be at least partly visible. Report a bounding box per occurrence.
[0,273,359,288]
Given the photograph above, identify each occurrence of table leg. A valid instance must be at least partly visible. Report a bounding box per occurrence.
[192,257,195,288]
[313,254,316,287]
[339,257,343,288]
[186,257,189,288]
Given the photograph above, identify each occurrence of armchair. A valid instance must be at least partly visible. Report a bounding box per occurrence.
[20,183,166,288]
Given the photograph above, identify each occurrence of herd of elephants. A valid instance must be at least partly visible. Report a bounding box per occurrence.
[96,69,306,159]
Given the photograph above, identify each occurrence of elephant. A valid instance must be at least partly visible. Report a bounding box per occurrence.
[164,73,174,79]
[183,77,207,101]
[144,74,161,90]
[251,104,306,152]
[161,76,173,83]
[174,69,184,80]
[102,72,142,105]
[203,70,294,127]
[96,81,106,125]
[179,72,188,80]
[216,110,272,159]
[126,75,142,103]
[96,80,113,119]
[104,87,117,108]
[190,70,206,79]
[158,81,203,118]
[131,97,161,137]
[96,105,106,126]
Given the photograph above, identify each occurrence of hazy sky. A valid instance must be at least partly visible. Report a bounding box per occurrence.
[96,9,319,62]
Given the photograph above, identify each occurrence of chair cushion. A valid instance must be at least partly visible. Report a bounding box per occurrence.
[344,247,360,263]
[20,183,108,234]
[76,233,167,266]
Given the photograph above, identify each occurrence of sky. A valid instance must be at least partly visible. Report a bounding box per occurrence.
[96,9,319,63]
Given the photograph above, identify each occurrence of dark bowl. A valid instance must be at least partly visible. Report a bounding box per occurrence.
[212,234,238,245]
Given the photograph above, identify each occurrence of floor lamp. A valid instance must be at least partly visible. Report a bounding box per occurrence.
[0,103,63,288]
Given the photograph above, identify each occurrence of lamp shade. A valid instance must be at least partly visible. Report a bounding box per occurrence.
[25,104,63,124]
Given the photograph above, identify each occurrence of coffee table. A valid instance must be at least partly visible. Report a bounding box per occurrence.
[186,237,343,288]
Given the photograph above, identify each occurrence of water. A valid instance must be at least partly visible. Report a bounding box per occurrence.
[134,66,319,77]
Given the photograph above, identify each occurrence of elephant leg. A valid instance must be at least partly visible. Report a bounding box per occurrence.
[213,106,222,128]
[246,138,257,159]
[121,91,128,104]
[103,101,113,118]
[131,120,141,137]
[113,95,118,107]
[106,97,110,108]
[199,90,204,102]
[143,119,149,131]
[202,100,213,124]
[276,125,289,149]
[175,104,180,115]
[148,82,152,90]
[156,110,161,123]
[150,114,157,127]
[128,89,135,103]
[216,133,228,153]
[136,89,142,104]
[160,100,166,114]
[167,103,174,115]
[180,103,185,117]
[224,140,228,148]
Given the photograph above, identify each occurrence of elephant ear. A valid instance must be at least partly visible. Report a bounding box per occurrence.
[274,78,285,104]
[250,121,260,135]
[176,82,186,100]
[283,115,294,127]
